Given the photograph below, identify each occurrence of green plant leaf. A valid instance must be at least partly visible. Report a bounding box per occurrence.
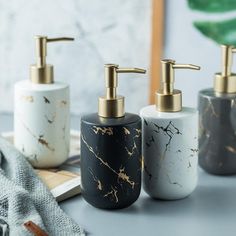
[194,18,236,46]
[188,0,236,12]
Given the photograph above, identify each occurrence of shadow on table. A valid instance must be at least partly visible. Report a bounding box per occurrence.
[138,183,236,219]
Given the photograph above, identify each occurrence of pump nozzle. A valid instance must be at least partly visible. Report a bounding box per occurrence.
[30,36,74,84]
[214,45,236,93]
[156,59,200,112]
[99,64,146,118]
[116,68,146,73]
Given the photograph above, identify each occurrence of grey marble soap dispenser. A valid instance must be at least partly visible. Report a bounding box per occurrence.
[199,45,236,175]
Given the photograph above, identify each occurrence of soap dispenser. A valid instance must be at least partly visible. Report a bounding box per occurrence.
[81,64,146,209]
[140,59,200,200]
[199,45,236,175]
[14,36,74,168]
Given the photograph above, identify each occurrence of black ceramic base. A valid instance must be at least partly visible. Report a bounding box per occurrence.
[81,113,141,209]
[198,89,236,175]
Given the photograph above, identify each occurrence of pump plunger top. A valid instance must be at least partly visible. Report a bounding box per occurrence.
[155,59,200,112]
[30,36,74,84]
[98,64,146,118]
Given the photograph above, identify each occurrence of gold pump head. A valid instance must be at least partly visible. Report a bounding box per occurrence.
[30,36,74,84]
[98,64,146,118]
[214,45,236,93]
[156,59,200,112]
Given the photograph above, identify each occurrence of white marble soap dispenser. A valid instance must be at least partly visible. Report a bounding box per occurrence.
[140,59,200,200]
[14,36,74,168]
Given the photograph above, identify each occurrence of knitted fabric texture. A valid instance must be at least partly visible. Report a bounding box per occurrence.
[0,137,85,236]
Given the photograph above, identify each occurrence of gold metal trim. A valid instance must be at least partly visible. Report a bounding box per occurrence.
[98,64,146,118]
[30,36,74,84]
[155,59,200,112]
[214,45,236,93]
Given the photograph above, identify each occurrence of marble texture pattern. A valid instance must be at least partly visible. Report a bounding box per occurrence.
[80,113,141,209]
[0,0,151,115]
[199,89,236,175]
[140,106,198,200]
[14,80,70,168]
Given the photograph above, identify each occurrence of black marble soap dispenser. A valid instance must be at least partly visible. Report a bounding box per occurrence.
[81,64,146,209]
[199,45,236,175]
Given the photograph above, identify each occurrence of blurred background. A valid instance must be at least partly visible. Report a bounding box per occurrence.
[0,0,234,116]
[0,0,151,116]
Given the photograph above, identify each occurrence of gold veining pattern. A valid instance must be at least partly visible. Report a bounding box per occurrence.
[38,135,55,152]
[135,129,141,135]
[89,168,103,191]
[92,126,113,135]
[123,127,130,135]
[225,145,236,154]
[21,95,34,102]
[124,128,141,157]
[117,167,135,189]
[104,186,118,203]
[141,157,144,171]
[125,143,137,157]
[81,135,136,188]
[18,115,55,152]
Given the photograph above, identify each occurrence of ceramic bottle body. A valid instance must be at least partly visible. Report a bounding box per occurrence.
[14,80,70,168]
[81,113,141,209]
[198,88,236,175]
[140,106,198,200]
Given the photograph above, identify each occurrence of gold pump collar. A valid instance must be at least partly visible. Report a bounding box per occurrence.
[30,36,74,84]
[98,64,146,118]
[214,45,236,93]
[155,59,200,112]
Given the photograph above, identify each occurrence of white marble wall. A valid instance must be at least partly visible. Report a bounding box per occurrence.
[0,0,151,115]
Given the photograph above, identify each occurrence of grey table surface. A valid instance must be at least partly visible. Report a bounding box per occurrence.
[1,113,236,236]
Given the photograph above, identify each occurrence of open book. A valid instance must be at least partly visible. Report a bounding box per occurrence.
[1,131,81,202]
